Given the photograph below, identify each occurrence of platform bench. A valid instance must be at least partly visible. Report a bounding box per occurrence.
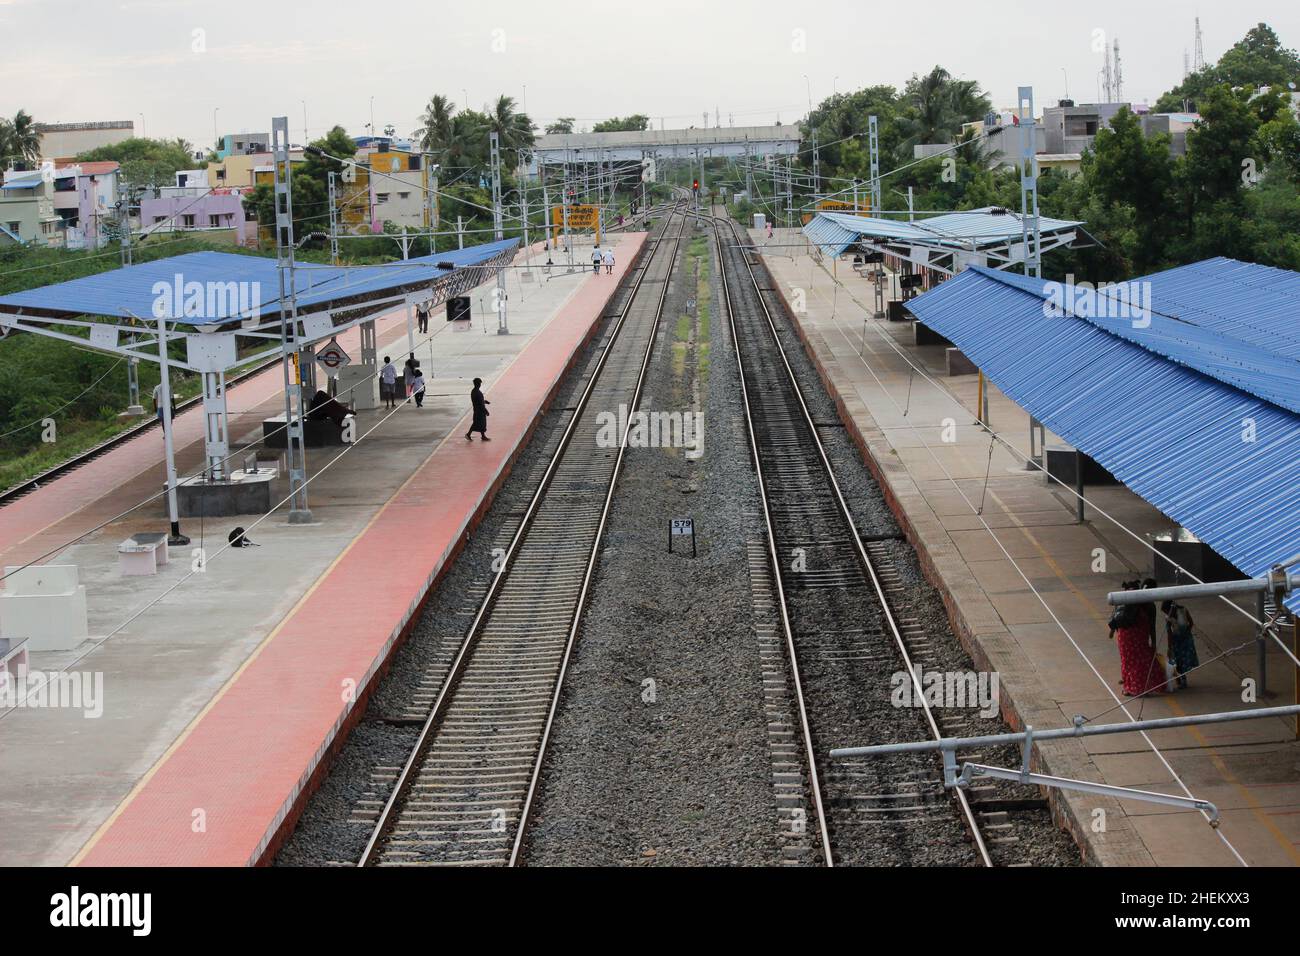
[262,415,344,448]
[118,532,170,576]
[0,637,29,697]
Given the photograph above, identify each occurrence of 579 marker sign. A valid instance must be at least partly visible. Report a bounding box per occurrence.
[668,517,696,557]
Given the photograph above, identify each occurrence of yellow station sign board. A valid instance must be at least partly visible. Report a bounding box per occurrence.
[550,204,600,234]
[816,198,872,214]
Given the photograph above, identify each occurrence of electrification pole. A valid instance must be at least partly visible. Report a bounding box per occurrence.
[1017,86,1042,278]
[490,131,508,334]
[272,115,311,523]
[327,171,340,265]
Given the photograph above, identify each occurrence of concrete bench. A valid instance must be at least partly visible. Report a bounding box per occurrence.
[0,637,29,697]
[0,565,88,652]
[118,532,170,576]
[262,414,344,448]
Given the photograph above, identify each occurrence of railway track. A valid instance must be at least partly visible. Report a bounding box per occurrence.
[357,207,688,866]
[0,353,284,508]
[708,209,996,867]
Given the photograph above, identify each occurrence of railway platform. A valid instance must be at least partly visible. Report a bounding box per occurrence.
[0,233,645,866]
[755,227,1300,867]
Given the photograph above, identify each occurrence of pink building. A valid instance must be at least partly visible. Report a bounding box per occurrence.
[52,160,120,249]
[139,170,255,245]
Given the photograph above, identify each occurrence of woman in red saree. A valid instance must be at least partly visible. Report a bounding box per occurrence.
[1110,583,1165,697]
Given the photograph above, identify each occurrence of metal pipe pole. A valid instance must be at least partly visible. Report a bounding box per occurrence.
[1258,590,1269,697]
[1108,572,1300,606]
[1075,447,1085,523]
[831,705,1300,759]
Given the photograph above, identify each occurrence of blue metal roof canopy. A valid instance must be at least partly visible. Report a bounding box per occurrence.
[803,206,1091,272]
[908,266,1300,612]
[0,238,520,327]
[984,264,1300,415]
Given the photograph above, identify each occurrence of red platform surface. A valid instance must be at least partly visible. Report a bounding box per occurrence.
[73,234,646,866]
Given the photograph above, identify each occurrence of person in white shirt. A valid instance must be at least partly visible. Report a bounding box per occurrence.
[602,246,615,274]
[380,356,398,409]
[409,366,426,408]
[591,245,603,274]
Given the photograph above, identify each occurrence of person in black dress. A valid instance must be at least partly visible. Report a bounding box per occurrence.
[466,377,490,441]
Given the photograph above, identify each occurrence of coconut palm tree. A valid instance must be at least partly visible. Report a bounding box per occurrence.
[485,95,535,170]
[898,67,991,160]
[0,109,41,169]
[417,94,457,159]
[545,117,575,135]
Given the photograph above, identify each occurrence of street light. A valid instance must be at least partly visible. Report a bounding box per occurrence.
[301,100,308,144]
[212,107,220,151]
[138,113,146,138]
[803,74,813,114]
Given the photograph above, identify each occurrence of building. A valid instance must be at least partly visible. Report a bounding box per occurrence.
[36,121,134,161]
[1040,102,1133,154]
[364,149,430,231]
[0,169,63,246]
[917,103,1197,175]
[214,132,270,161]
[138,169,254,245]
[207,152,268,189]
[51,161,120,249]
[1139,112,1200,156]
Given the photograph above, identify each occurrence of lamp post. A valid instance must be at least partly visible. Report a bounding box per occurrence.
[301,100,308,144]
[212,107,219,152]
[138,113,146,138]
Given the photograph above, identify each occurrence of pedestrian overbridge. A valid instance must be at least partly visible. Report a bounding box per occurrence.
[530,125,801,167]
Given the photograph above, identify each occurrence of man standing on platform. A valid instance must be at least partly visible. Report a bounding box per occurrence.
[466,377,490,441]
[380,356,398,410]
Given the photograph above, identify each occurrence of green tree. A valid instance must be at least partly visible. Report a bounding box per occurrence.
[242,125,352,239]
[1077,107,1176,273]
[898,67,991,152]
[592,114,650,133]
[417,94,456,157]
[545,118,575,134]
[0,109,42,168]
[1155,23,1300,112]
[75,137,194,187]
[484,95,535,172]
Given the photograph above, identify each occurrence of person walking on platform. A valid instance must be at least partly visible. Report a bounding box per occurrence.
[380,356,398,410]
[404,353,419,397]
[602,245,615,274]
[591,245,603,274]
[410,365,426,409]
[416,301,430,334]
[1162,600,1199,690]
[466,377,490,441]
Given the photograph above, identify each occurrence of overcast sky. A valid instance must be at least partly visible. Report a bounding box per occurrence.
[3,0,1298,148]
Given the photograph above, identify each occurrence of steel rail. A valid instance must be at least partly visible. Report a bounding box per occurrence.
[710,212,835,867]
[358,205,687,867]
[508,211,688,866]
[704,207,993,867]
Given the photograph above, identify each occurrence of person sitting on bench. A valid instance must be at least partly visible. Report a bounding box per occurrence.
[306,389,354,427]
